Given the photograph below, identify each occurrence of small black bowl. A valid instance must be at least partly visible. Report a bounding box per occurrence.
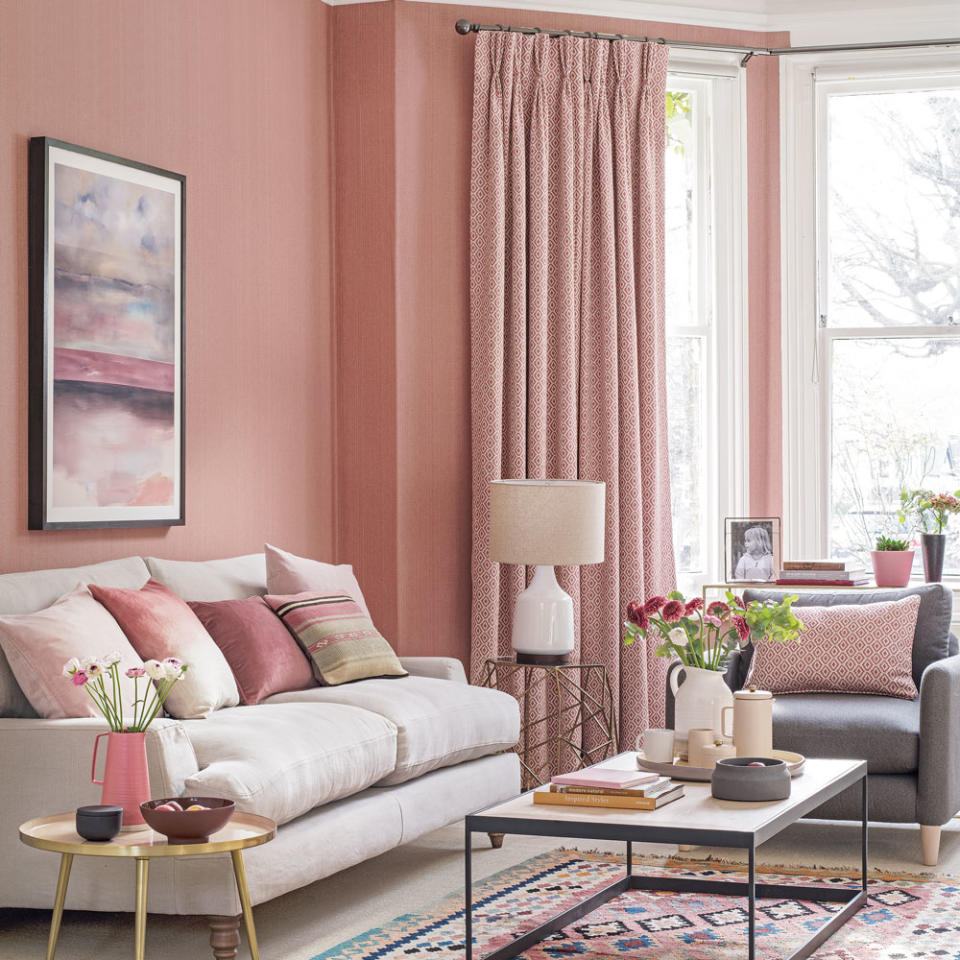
[76,805,123,842]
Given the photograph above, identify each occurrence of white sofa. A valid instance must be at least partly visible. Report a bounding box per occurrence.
[0,554,521,957]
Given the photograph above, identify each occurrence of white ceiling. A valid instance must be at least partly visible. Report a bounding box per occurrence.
[387,0,960,45]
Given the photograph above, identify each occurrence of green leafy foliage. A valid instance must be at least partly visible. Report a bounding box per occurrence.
[899,488,960,534]
[875,534,911,551]
[665,90,691,156]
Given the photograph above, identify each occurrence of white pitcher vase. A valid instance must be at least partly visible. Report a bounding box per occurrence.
[670,665,734,741]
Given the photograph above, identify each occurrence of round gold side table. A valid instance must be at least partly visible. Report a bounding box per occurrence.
[19,811,276,960]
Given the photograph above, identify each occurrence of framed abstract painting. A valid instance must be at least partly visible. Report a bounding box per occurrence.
[28,138,185,529]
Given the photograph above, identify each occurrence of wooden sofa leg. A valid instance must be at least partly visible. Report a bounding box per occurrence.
[209,915,241,960]
[488,832,505,849]
[920,825,941,867]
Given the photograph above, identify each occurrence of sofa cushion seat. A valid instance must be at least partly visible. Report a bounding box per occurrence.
[266,676,520,785]
[180,702,398,825]
[773,693,919,774]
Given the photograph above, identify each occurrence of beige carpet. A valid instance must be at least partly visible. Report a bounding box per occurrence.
[1,818,957,960]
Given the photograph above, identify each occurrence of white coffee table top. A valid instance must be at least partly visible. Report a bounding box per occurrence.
[471,752,866,845]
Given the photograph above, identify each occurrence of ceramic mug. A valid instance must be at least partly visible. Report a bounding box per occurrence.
[687,727,715,768]
[637,728,675,763]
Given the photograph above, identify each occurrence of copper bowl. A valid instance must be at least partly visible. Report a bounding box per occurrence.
[140,797,235,844]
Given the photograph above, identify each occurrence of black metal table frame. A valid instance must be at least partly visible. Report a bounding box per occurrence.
[465,765,867,960]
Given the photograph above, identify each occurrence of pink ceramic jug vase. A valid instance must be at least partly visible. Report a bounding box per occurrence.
[91,731,150,829]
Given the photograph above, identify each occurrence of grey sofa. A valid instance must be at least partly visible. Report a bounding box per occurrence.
[666,584,958,865]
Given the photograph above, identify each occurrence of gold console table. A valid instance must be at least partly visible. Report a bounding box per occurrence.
[479,658,618,792]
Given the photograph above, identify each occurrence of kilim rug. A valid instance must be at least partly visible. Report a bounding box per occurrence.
[313,849,960,959]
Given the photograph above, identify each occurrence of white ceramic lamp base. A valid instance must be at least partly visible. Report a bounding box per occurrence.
[511,565,574,664]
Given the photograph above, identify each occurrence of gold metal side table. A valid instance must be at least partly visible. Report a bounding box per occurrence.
[479,658,618,792]
[20,811,276,960]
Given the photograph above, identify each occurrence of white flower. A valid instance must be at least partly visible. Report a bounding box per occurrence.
[163,660,184,680]
[144,660,166,681]
[62,657,81,677]
[103,651,122,666]
[82,658,103,679]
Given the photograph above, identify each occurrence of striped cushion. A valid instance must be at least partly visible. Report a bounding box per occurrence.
[264,592,407,686]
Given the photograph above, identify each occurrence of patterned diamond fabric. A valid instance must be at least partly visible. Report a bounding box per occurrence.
[468,31,677,756]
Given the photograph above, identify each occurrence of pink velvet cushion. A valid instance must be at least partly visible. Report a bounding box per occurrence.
[265,543,370,617]
[89,579,239,718]
[744,595,921,699]
[0,584,145,719]
[188,596,315,705]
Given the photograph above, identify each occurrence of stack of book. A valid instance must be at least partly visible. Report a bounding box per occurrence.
[776,560,870,586]
[532,768,684,811]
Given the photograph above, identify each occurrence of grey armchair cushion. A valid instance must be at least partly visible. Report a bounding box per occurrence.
[742,584,953,688]
[773,693,920,774]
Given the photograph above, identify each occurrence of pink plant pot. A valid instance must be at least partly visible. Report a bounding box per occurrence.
[871,550,914,588]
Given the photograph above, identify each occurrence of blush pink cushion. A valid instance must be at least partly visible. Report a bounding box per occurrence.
[188,596,315,705]
[0,584,145,719]
[745,595,921,699]
[265,544,370,618]
[89,579,239,718]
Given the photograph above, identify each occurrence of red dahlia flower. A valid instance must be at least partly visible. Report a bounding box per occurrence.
[684,597,704,614]
[661,599,685,623]
[733,614,750,642]
[707,601,730,618]
[644,596,667,615]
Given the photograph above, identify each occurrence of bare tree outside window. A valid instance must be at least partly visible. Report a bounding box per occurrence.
[826,86,960,575]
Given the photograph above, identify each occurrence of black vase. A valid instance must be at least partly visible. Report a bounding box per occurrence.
[921,533,947,583]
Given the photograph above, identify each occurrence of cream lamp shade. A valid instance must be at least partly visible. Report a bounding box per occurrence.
[489,479,606,566]
[488,479,605,663]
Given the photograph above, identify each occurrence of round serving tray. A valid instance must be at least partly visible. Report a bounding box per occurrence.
[637,749,805,782]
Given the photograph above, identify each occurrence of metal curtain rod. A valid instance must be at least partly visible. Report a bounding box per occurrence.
[454,18,960,67]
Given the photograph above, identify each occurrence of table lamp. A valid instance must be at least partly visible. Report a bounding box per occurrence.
[489,479,606,664]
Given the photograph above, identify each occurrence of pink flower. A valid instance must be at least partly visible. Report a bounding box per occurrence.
[644,596,667,615]
[733,615,750,642]
[684,597,704,614]
[707,601,730,618]
[729,595,746,610]
[71,671,89,687]
[629,605,650,630]
[703,614,722,628]
[661,599,684,623]
[126,666,147,679]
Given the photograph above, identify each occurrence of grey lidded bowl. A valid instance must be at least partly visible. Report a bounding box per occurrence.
[76,805,123,842]
[711,757,791,802]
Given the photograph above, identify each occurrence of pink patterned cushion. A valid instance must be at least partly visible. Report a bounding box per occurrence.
[744,595,921,699]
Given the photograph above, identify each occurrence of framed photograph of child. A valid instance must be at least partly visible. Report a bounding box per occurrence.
[724,517,781,583]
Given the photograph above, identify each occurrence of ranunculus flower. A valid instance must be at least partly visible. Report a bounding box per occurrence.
[626,602,643,624]
[62,657,81,678]
[83,659,103,679]
[103,651,122,666]
[703,614,722,628]
[126,666,147,679]
[684,597,704,614]
[733,615,750,642]
[661,599,684,623]
[72,671,89,686]
[729,595,745,610]
[144,660,166,681]
[632,606,650,630]
[163,660,184,680]
[707,601,730,618]
[644,596,667,615]
[163,657,183,669]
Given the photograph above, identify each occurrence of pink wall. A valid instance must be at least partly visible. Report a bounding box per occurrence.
[332,1,787,662]
[0,0,336,573]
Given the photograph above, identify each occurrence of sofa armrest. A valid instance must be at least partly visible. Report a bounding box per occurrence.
[0,716,199,817]
[918,653,960,825]
[398,657,467,684]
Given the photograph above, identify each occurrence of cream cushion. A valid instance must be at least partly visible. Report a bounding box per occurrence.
[264,544,370,617]
[180,702,398,825]
[267,676,520,785]
[145,554,267,602]
[0,557,150,718]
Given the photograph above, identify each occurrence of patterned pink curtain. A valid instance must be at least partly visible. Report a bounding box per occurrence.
[469,32,676,755]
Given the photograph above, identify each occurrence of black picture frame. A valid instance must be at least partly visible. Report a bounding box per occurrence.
[724,516,781,583]
[28,137,185,529]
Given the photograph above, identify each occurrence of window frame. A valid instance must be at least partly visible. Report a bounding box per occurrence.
[781,50,960,579]
[666,51,750,591]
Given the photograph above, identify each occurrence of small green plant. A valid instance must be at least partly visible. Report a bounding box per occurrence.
[875,534,911,551]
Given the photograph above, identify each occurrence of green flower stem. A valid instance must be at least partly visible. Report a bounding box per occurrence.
[141,678,174,729]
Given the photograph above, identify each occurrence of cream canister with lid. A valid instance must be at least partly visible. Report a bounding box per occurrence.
[721,686,774,758]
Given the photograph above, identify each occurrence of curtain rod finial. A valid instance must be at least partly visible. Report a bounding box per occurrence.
[455,19,473,35]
